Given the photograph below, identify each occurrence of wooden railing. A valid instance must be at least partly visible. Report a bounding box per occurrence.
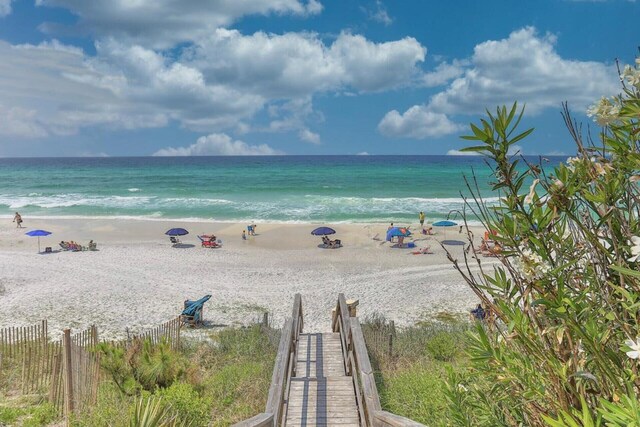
[233,293,303,427]
[332,294,424,427]
[234,293,423,427]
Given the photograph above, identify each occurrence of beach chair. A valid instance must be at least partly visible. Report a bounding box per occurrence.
[170,236,181,244]
[198,235,220,248]
[181,294,212,327]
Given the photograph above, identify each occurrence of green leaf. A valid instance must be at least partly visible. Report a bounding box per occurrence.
[610,264,640,279]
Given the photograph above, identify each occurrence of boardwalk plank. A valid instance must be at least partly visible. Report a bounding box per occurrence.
[285,332,359,426]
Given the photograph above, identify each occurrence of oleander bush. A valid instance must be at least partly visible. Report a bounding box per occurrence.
[445,56,640,425]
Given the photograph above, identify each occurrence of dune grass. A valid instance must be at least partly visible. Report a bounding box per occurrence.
[0,324,278,426]
[361,313,471,426]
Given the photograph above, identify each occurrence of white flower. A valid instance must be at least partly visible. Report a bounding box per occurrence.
[628,236,640,262]
[586,97,621,126]
[566,156,581,172]
[624,338,640,359]
[622,64,640,88]
[552,179,564,190]
[524,179,539,204]
[594,161,612,177]
[516,245,551,280]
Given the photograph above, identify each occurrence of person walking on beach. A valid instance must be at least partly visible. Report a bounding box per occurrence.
[242,230,246,240]
[13,212,23,228]
[419,211,425,227]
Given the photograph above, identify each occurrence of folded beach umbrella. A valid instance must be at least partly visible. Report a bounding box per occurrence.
[386,227,411,241]
[25,229,52,253]
[165,228,189,236]
[311,226,336,236]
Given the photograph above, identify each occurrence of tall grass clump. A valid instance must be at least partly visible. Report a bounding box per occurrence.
[445,55,640,425]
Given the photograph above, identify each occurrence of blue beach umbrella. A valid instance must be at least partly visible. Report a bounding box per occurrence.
[311,226,336,236]
[433,220,458,244]
[25,229,52,253]
[432,220,457,227]
[386,227,411,242]
[165,228,189,236]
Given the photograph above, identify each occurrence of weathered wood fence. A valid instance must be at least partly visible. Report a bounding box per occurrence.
[0,320,60,395]
[127,316,182,349]
[0,316,182,422]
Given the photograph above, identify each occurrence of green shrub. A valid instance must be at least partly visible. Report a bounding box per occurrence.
[426,331,459,362]
[98,339,187,394]
[156,382,210,427]
[135,340,186,391]
[0,405,25,424]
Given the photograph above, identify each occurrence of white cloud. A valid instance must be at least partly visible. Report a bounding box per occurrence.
[0,0,12,17]
[446,149,480,156]
[421,60,467,87]
[379,26,619,141]
[36,0,324,48]
[0,105,48,138]
[298,129,321,144]
[0,26,426,143]
[363,1,393,25]
[153,133,282,156]
[0,40,156,138]
[192,29,426,96]
[378,105,464,138]
[429,27,619,115]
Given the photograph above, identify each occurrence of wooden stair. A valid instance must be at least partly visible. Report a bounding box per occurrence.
[284,332,359,426]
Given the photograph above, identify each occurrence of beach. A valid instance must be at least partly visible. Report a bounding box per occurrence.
[0,217,487,340]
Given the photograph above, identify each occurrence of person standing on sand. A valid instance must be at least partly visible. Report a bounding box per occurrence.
[13,212,23,228]
[419,211,425,227]
[242,230,246,240]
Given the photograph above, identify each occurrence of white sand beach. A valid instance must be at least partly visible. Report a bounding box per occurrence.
[0,218,490,340]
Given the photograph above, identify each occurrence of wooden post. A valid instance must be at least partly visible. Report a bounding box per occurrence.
[262,312,269,327]
[63,329,74,418]
[346,299,359,317]
[388,333,393,358]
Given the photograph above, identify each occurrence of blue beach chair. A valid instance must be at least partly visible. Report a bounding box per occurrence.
[181,294,212,327]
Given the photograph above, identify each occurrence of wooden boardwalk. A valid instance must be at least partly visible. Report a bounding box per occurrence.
[233,294,424,427]
[285,332,359,426]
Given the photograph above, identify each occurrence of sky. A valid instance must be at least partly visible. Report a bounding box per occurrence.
[0,0,637,157]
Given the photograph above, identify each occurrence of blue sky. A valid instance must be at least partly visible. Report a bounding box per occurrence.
[0,0,636,157]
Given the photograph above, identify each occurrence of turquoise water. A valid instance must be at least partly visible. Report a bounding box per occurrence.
[0,156,556,224]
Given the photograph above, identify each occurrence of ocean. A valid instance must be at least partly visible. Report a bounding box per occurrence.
[0,156,560,224]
